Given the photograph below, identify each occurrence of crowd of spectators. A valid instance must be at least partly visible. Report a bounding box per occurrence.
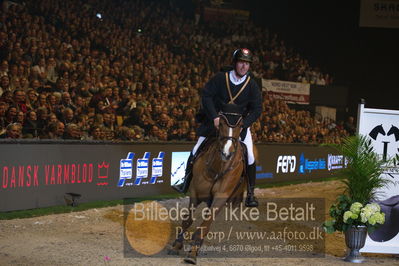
[0,0,350,143]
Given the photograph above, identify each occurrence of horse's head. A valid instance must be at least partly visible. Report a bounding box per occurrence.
[218,108,243,161]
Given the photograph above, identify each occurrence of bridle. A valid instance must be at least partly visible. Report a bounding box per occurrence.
[217,112,242,158]
[205,111,245,199]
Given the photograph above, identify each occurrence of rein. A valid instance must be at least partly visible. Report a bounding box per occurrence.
[206,142,243,196]
[205,113,244,199]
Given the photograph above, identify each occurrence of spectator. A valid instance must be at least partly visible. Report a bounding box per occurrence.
[23,110,41,138]
[187,130,197,141]
[88,125,102,140]
[16,111,25,125]
[42,121,65,139]
[0,102,7,132]
[13,89,28,113]
[0,0,340,143]
[0,76,11,95]
[60,92,76,112]
[116,88,131,115]
[146,125,160,142]
[26,89,38,109]
[89,87,113,112]
[60,107,75,125]
[64,123,82,140]
[0,123,22,139]
[344,116,356,136]
[47,93,61,114]
[0,60,9,78]
[4,106,17,125]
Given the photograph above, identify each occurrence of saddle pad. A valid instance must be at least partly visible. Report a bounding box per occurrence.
[378,195,399,207]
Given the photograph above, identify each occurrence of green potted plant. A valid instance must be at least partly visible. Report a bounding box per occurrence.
[323,134,398,263]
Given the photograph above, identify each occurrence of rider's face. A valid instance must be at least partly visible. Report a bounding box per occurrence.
[235,61,250,77]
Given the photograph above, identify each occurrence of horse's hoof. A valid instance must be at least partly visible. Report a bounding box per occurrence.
[167,241,183,255]
[167,248,180,255]
[183,255,197,264]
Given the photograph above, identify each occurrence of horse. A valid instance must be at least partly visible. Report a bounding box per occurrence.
[168,108,247,264]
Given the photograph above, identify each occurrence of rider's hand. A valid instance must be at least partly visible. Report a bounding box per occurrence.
[213,117,220,129]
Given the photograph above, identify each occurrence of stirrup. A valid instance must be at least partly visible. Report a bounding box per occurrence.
[172,182,185,193]
[172,179,188,193]
[172,151,195,193]
[172,170,192,194]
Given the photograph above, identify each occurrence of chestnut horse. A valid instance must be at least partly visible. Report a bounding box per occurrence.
[168,110,247,264]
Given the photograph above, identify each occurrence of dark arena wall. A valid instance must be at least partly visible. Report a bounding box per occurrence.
[0,140,342,212]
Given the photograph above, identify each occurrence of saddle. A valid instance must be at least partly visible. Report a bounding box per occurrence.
[369,195,399,242]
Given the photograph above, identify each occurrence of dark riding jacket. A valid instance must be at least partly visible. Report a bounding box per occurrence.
[196,71,262,139]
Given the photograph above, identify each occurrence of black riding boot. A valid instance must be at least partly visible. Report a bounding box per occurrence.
[172,153,194,193]
[245,162,258,207]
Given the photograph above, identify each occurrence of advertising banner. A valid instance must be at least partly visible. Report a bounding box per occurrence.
[262,79,310,105]
[357,103,399,254]
[203,7,250,22]
[0,142,340,212]
[359,0,399,29]
[0,143,178,212]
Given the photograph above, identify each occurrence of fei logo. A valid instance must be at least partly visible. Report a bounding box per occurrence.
[117,152,165,187]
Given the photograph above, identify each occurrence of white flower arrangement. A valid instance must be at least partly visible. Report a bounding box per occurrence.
[322,135,397,234]
[343,202,385,227]
[324,196,387,233]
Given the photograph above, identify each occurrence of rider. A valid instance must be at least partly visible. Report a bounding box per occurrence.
[173,48,262,207]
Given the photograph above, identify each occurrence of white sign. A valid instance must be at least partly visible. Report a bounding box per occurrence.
[357,103,399,254]
[170,152,191,186]
[262,79,310,104]
[359,0,399,29]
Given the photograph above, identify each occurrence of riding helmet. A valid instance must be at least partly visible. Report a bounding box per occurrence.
[232,48,253,63]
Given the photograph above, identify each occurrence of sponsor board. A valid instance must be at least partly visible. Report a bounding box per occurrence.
[327,154,347,171]
[359,0,399,29]
[0,142,346,212]
[275,153,343,175]
[262,79,310,105]
[118,152,165,187]
[256,165,273,179]
[357,103,399,254]
[298,153,326,174]
[170,151,191,186]
[1,162,109,189]
[276,155,296,173]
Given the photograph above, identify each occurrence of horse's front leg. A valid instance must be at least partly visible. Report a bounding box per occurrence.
[168,197,198,255]
[184,195,227,264]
